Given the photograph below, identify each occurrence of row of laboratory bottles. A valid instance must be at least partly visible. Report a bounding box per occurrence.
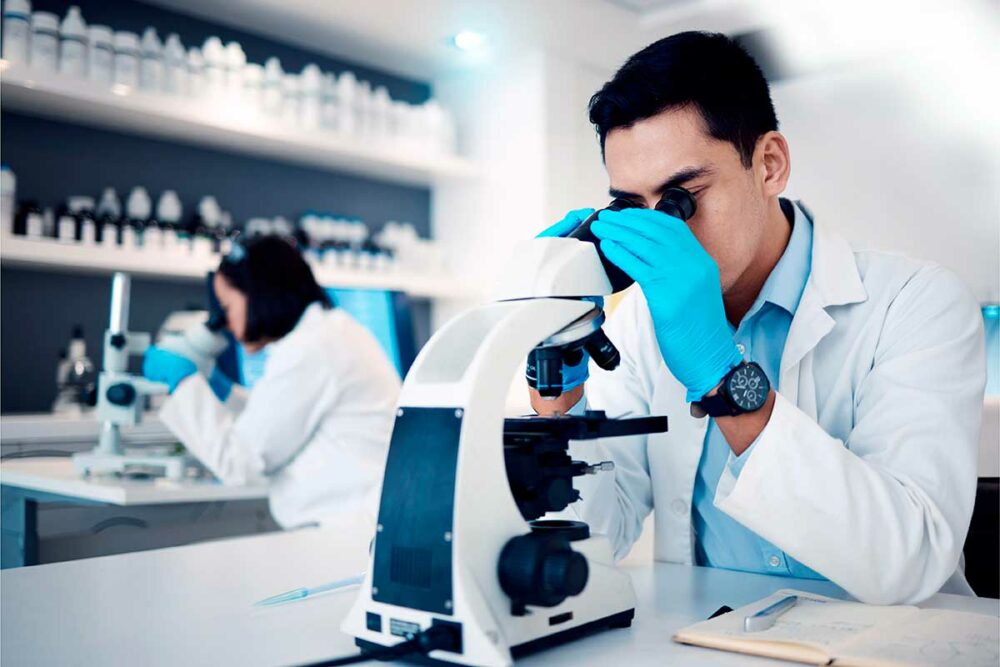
[1,1,458,156]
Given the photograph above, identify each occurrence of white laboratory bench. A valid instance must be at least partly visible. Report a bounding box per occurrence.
[2,525,996,667]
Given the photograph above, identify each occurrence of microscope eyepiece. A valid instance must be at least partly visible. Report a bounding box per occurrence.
[655,187,697,221]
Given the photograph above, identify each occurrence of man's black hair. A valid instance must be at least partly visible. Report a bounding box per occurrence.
[217,235,332,343]
[589,31,778,167]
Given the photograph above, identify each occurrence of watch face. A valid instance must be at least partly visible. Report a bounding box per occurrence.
[727,363,769,411]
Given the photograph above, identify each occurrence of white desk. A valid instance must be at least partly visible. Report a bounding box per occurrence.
[1,458,268,568]
[1,458,267,506]
[2,526,996,666]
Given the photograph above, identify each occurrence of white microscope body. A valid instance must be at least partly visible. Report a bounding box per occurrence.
[72,272,196,480]
[342,235,663,665]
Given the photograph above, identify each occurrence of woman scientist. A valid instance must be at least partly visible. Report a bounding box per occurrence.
[142,236,401,529]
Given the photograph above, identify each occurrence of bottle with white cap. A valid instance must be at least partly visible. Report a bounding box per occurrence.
[139,27,163,92]
[123,186,151,249]
[186,46,205,97]
[356,80,373,139]
[336,71,357,137]
[68,196,97,245]
[58,5,87,77]
[320,72,338,130]
[242,62,263,111]
[95,187,121,246]
[112,30,140,88]
[261,57,284,117]
[371,86,392,144]
[224,41,245,99]
[281,72,301,126]
[86,24,113,83]
[201,36,225,97]
[29,11,59,72]
[299,64,322,129]
[192,196,220,259]
[156,189,183,253]
[56,203,77,243]
[2,0,32,65]
[162,33,186,95]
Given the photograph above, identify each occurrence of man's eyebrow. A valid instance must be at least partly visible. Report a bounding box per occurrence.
[608,166,714,200]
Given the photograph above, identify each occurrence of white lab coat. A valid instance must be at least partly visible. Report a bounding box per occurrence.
[571,216,986,605]
[160,303,401,529]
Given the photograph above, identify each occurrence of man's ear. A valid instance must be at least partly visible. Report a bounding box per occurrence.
[755,131,791,198]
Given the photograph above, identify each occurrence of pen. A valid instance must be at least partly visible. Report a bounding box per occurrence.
[253,572,365,607]
[744,594,798,632]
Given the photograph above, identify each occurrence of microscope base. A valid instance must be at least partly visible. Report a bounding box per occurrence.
[72,451,189,480]
[355,609,634,665]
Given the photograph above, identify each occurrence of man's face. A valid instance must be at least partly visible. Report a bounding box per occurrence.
[603,105,773,293]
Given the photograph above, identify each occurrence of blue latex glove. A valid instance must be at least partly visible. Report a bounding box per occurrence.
[591,208,743,402]
[207,367,234,402]
[143,346,197,394]
[537,208,596,238]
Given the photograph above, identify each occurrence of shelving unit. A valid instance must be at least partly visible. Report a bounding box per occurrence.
[0,64,477,187]
[0,235,481,299]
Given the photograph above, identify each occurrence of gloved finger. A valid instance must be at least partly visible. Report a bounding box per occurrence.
[598,207,697,249]
[599,239,652,283]
[537,208,596,238]
[592,220,670,267]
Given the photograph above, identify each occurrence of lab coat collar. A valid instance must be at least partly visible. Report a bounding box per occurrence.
[779,203,867,392]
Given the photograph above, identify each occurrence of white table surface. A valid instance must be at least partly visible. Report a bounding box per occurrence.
[3,525,996,667]
[0,458,268,505]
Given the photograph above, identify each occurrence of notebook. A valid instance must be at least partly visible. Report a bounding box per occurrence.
[673,589,999,667]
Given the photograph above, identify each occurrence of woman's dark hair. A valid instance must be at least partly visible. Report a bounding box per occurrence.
[589,31,778,168]
[216,235,332,343]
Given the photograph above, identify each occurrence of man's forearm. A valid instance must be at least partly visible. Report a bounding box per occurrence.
[710,386,777,455]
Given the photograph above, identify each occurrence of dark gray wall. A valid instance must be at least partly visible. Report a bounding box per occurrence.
[1,0,434,413]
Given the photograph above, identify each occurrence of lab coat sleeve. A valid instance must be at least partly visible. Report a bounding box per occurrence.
[160,342,338,485]
[714,266,985,604]
[569,293,656,560]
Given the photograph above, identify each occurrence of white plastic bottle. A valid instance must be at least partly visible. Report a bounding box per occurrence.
[261,57,283,117]
[224,41,245,99]
[242,63,263,111]
[68,196,96,245]
[57,209,76,242]
[156,190,183,254]
[58,5,87,77]
[356,80,372,139]
[299,64,322,129]
[320,72,338,130]
[29,11,59,72]
[139,27,163,92]
[112,31,140,88]
[371,86,391,144]
[281,72,301,126]
[186,47,205,97]
[123,186,151,249]
[2,0,32,65]
[86,25,112,84]
[201,36,225,97]
[336,71,357,137]
[162,33,186,95]
[0,165,16,236]
[96,187,121,246]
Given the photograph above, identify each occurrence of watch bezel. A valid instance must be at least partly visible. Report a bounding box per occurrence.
[723,361,769,413]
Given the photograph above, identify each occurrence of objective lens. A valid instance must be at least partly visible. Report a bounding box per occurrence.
[584,328,620,371]
[533,347,565,398]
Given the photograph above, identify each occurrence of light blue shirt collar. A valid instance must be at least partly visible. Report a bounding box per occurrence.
[754,201,813,317]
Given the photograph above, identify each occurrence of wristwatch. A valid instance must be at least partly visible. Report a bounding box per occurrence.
[691,361,770,418]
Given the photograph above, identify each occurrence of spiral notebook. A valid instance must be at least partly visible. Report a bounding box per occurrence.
[672,589,999,667]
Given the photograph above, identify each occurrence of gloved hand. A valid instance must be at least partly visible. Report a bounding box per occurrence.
[143,346,197,393]
[591,208,743,402]
[207,367,234,403]
[537,208,595,238]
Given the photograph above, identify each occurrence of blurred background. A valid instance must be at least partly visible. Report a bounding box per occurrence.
[1,0,997,566]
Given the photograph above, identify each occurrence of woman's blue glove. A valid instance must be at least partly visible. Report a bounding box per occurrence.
[591,208,743,402]
[142,346,197,393]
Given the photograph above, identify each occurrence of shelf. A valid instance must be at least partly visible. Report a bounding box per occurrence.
[0,64,477,187]
[0,235,481,299]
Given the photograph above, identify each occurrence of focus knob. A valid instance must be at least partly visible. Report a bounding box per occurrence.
[498,532,589,613]
[106,382,137,407]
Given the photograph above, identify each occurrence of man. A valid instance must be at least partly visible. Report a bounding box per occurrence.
[531,32,985,605]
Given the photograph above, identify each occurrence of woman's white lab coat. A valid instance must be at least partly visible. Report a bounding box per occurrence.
[571,216,986,605]
[160,303,401,529]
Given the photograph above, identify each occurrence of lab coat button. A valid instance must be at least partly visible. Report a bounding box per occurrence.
[768,555,781,568]
[670,499,686,516]
[737,343,746,355]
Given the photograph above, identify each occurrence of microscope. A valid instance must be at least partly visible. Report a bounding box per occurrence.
[71,272,224,480]
[342,189,696,665]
